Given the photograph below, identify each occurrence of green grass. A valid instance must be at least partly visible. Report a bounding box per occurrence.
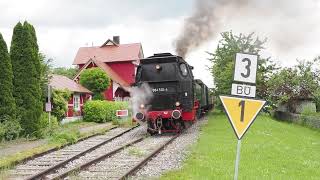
[112,117,135,127]
[128,147,146,157]
[60,120,97,129]
[161,112,320,180]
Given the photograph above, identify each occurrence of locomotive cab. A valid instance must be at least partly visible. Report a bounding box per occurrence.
[135,53,196,134]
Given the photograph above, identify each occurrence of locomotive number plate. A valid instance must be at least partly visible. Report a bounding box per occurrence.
[152,87,175,93]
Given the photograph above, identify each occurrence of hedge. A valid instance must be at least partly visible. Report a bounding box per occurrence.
[300,114,320,129]
[83,100,128,123]
[274,111,320,130]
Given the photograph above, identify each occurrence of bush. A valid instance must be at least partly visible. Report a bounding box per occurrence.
[83,100,128,123]
[52,89,71,121]
[300,114,320,129]
[92,93,105,100]
[0,117,22,141]
[83,100,107,123]
[79,68,111,94]
[49,129,80,144]
[35,112,59,138]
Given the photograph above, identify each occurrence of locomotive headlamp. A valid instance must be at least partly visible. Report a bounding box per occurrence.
[175,101,181,106]
[140,104,145,109]
[155,64,161,70]
[135,112,145,121]
[172,110,181,119]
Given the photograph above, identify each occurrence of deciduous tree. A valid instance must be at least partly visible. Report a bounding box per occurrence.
[208,31,277,108]
[268,60,319,112]
[52,67,77,79]
[80,68,110,99]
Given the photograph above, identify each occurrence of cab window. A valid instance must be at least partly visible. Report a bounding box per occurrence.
[180,63,188,76]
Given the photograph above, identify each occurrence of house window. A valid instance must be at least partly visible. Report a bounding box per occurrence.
[73,94,80,111]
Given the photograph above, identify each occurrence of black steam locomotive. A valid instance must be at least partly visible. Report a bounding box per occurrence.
[134,53,213,134]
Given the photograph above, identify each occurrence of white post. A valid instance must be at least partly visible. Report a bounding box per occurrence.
[234,139,241,180]
[48,85,51,125]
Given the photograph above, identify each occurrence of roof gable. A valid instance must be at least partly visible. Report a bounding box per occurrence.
[73,43,143,65]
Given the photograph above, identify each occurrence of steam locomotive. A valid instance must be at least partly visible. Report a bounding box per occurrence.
[134,53,213,134]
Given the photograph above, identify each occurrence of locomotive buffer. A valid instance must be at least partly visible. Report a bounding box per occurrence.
[219,53,266,180]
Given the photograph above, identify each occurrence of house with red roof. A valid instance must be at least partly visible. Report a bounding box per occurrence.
[73,36,144,101]
[50,74,92,117]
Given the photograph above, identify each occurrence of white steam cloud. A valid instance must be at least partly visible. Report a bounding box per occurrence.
[128,83,153,124]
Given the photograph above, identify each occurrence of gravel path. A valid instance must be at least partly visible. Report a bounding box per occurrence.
[0,139,47,157]
[132,117,208,179]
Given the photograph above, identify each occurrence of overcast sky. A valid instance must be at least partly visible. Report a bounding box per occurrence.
[1,0,320,88]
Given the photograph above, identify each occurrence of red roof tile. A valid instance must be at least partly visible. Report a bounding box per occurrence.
[73,43,142,65]
[50,74,92,94]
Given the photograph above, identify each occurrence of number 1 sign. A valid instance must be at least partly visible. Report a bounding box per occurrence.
[234,53,258,84]
[219,96,266,140]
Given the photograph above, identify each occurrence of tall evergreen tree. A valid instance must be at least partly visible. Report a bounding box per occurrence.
[0,33,16,122]
[11,22,42,135]
[24,22,41,78]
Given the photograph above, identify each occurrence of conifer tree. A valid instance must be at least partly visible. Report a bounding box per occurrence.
[0,33,16,122]
[11,22,42,135]
[24,22,41,78]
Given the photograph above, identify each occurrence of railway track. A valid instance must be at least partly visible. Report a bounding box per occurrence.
[51,133,180,179]
[7,120,195,180]
[6,125,143,180]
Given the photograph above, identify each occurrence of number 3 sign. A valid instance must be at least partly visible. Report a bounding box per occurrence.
[234,53,258,84]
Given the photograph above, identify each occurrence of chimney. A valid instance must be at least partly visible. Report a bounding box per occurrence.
[113,36,120,44]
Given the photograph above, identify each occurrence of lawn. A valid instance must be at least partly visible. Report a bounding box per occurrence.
[161,112,320,180]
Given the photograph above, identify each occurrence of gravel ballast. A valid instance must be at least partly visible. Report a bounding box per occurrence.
[132,117,208,179]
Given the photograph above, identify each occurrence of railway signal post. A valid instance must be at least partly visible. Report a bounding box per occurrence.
[219,53,266,180]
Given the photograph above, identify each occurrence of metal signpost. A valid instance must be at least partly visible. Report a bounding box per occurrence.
[219,53,266,180]
[46,85,52,124]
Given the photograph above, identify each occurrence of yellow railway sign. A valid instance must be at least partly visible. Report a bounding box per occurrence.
[219,95,266,140]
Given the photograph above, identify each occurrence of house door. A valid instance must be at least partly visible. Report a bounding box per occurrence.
[73,94,80,116]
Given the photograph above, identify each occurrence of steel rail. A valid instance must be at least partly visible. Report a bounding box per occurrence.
[3,126,118,171]
[25,125,138,180]
[51,137,145,180]
[119,133,180,180]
